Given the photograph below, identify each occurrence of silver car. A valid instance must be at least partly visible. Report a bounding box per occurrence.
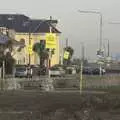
[49,66,65,77]
[15,67,28,78]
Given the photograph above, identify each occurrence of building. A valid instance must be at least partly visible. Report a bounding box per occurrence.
[0,14,61,66]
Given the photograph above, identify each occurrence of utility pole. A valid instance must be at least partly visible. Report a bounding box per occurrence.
[66,38,68,47]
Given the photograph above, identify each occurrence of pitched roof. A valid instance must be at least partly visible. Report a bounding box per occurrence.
[0,14,61,33]
[27,19,61,33]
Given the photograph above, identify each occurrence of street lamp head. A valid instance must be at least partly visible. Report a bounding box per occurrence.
[78,10,101,15]
[108,22,120,24]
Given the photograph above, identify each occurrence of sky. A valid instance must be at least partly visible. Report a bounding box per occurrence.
[0,0,120,61]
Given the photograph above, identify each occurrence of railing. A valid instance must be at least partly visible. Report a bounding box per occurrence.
[0,74,120,91]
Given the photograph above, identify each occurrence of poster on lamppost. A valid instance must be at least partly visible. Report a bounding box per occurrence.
[96,49,105,64]
[26,44,33,55]
[64,51,70,60]
[96,49,104,58]
[45,33,57,49]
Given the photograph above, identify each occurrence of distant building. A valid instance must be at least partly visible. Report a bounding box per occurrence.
[0,14,61,66]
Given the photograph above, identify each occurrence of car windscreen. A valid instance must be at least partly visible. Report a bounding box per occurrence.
[16,67,26,72]
[50,67,63,70]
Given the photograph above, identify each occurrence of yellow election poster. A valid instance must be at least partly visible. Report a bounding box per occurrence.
[64,51,70,60]
[27,44,33,55]
[46,33,56,49]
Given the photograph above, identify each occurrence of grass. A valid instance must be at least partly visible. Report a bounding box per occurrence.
[83,74,120,80]
[77,74,120,93]
[83,85,120,94]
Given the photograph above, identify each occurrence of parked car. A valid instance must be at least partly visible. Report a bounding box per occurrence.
[65,66,77,74]
[15,66,32,78]
[49,65,65,77]
[92,68,106,75]
[83,67,93,75]
[82,66,106,75]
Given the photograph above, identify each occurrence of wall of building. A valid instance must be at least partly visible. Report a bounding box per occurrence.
[14,33,60,66]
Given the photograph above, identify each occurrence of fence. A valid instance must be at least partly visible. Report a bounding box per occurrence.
[0,74,120,91]
[53,74,120,90]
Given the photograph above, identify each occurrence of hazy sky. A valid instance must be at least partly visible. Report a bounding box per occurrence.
[0,0,120,60]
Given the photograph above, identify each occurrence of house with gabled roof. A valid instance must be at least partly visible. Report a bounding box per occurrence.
[0,14,61,66]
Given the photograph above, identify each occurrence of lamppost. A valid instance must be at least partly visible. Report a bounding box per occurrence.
[48,16,52,68]
[78,10,103,50]
[78,10,103,76]
[66,38,68,47]
[27,19,48,66]
[28,25,31,65]
[80,42,84,94]
[27,17,55,73]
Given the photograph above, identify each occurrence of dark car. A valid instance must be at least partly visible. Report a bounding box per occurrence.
[38,66,47,75]
[92,68,106,75]
[82,67,105,75]
[83,67,93,75]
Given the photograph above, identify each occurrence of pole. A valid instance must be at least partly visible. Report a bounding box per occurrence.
[48,16,52,78]
[60,46,63,65]
[66,38,68,47]
[1,60,5,91]
[78,10,103,50]
[28,26,32,80]
[99,14,102,50]
[78,10,103,76]
[48,16,52,68]
[99,63,102,77]
[80,42,85,62]
[80,60,83,94]
[99,14,104,77]
[108,40,110,57]
[28,31,31,65]
[99,14,103,77]
[80,43,83,94]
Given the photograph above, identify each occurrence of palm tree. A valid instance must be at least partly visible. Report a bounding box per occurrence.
[32,42,49,66]
[0,35,16,74]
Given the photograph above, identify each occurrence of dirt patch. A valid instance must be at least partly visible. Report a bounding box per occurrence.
[0,91,119,119]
